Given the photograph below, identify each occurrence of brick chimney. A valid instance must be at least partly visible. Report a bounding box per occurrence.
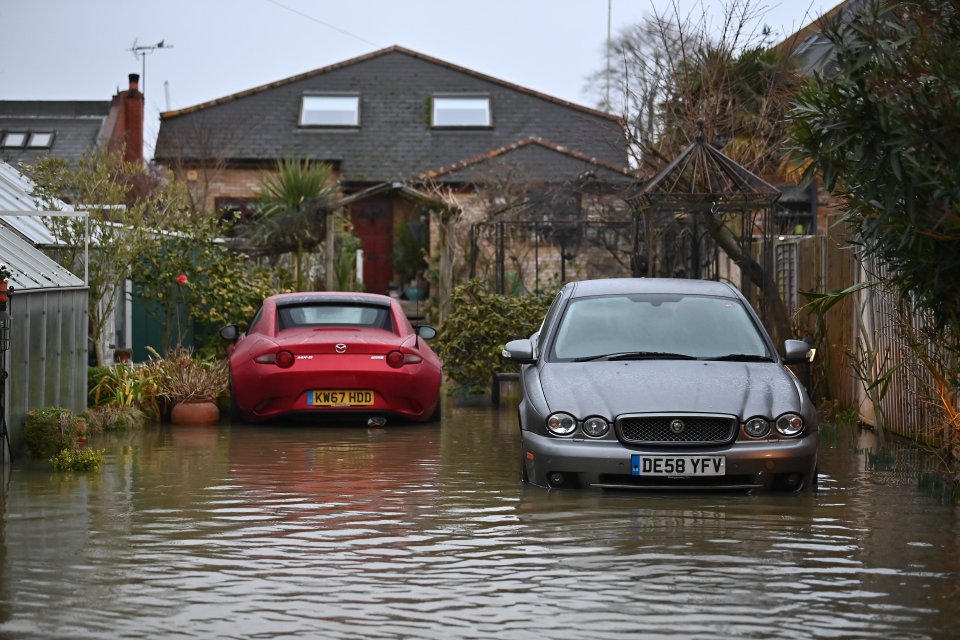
[122,73,144,163]
[105,73,144,164]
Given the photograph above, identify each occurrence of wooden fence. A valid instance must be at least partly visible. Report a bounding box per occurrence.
[788,216,954,450]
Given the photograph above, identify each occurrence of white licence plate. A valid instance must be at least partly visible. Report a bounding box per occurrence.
[630,455,725,476]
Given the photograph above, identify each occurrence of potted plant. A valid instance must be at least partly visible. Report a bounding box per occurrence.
[146,348,228,425]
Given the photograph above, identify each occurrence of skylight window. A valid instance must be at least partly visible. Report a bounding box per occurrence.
[28,132,54,148]
[1,132,27,148]
[432,95,491,127]
[300,95,360,127]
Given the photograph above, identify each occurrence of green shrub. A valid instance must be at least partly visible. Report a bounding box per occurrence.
[50,447,105,472]
[22,407,83,459]
[90,364,160,419]
[88,366,112,402]
[433,279,555,394]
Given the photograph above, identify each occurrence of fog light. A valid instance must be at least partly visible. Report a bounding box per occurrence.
[776,413,804,436]
[548,472,565,486]
[744,417,771,438]
[582,416,609,437]
[546,412,576,436]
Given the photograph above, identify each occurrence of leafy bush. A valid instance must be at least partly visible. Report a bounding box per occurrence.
[22,407,84,459]
[433,279,555,394]
[90,364,160,419]
[88,366,112,400]
[50,447,105,472]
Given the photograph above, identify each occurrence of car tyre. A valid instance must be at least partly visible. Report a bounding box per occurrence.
[228,376,244,423]
[428,395,442,423]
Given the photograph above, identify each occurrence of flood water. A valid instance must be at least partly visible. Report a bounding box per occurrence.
[1,401,958,639]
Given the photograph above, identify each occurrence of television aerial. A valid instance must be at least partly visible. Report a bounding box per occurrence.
[128,38,173,99]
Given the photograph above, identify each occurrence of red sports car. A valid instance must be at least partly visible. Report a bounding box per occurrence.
[220,292,442,424]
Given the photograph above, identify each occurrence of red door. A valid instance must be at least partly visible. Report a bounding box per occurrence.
[349,196,394,295]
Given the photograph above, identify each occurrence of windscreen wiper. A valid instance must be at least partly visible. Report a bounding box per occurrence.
[708,353,774,362]
[573,351,697,362]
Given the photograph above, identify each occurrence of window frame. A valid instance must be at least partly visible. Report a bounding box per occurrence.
[27,131,55,148]
[1,131,28,148]
[299,94,361,128]
[430,94,492,128]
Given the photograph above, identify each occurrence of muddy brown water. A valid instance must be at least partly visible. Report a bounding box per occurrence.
[1,403,958,639]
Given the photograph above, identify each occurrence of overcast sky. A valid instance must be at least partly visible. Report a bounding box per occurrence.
[0,0,832,159]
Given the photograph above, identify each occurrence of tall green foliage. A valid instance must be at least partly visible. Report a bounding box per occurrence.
[433,279,555,394]
[791,0,960,333]
[131,215,278,353]
[29,149,189,365]
[238,158,342,290]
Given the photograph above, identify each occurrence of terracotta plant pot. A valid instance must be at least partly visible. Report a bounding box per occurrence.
[170,399,220,426]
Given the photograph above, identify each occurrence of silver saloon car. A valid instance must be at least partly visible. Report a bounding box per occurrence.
[502,278,819,492]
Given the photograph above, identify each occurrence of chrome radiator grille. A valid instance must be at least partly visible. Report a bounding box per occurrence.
[617,414,737,446]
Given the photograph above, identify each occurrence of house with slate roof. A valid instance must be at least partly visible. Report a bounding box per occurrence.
[154,46,633,297]
[0,74,145,168]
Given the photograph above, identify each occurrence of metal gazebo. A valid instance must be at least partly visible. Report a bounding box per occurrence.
[633,124,791,343]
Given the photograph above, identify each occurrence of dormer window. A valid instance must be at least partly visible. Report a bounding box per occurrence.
[300,95,360,127]
[431,95,491,127]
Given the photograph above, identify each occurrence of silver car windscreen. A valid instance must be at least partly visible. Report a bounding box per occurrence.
[550,293,771,361]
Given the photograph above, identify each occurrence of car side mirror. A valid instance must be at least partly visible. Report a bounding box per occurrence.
[783,339,813,365]
[415,325,437,340]
[220,324,239,342]
[502,338,536,365]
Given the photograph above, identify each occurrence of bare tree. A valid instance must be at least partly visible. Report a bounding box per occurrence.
[589,0,801,344]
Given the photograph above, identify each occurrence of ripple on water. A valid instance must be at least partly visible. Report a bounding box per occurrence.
[0,418,956,639]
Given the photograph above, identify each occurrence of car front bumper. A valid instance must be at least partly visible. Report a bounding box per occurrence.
[521,430,819,491]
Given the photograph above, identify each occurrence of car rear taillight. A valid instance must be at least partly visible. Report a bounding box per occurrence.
[255,350,295,368]
[386,350,405,368]
[386,350,423,368]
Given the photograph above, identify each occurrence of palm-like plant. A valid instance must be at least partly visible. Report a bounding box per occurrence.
[236,158,342,290]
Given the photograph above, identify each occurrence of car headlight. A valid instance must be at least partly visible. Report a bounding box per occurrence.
[546,412,577,436]
[744,417,771,438]
[582,416,609,438]
[776,413,804,437]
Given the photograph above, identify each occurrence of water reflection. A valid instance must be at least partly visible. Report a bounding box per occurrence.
[1,404,958,639]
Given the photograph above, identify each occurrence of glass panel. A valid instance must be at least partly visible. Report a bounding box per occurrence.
[1,132,27,147]
[300,96,359,126]
[278,304,392,331]
[28,132,54,147]
[550,294,770,361]
[432,97,490,127]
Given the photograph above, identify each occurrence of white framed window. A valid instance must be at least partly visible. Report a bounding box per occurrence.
[28,131,55,148]
[431,95,491,127]
[300,95,360,127]
[1,132,28,148]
